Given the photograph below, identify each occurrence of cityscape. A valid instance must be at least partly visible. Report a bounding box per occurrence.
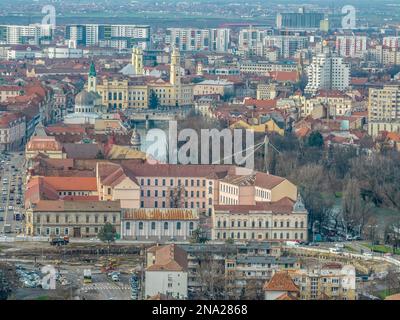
[0,0,400,305]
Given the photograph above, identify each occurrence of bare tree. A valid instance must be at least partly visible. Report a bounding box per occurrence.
[342,178,372,236]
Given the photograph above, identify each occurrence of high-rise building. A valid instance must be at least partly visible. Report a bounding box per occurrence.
[238,27,267,56]
[305,44,350,96]
[368,85,400,136]
[166,28,230,52]
[263,35,308,58]
[0,24,53,45]
[65,24,150,49]
[335,35,367,58]
[383,36,400,49]
[276,8,324,30]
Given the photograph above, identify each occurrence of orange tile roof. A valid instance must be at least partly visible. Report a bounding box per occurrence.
[43,176,97,191]
[263,272,299,292]
[214,197,296,214]
[146,244,188,272]
[124,208,199,220]
[26,136,62,152]
[387,132,400,143]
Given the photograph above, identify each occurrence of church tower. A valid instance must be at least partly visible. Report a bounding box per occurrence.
[170,47,181,86]
[88,61,97,93]
[132,46,144,75]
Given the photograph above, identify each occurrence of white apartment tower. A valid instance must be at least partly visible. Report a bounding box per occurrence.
[305,44,350,96]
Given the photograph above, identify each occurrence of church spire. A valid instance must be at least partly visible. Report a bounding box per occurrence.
[88,61,97,93]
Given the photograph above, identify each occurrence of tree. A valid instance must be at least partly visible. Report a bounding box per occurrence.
[148,90,159,109]
[241,279,265,300]
[0,270,11,300]
[190,227,208,244]
[97,223,117,255]
[307,131,324,148]
[95,150,105,159]
[341,178,372,236]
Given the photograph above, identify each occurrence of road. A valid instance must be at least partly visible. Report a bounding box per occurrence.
[0,151,26,235]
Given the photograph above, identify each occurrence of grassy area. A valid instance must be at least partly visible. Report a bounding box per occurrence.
[364,244,400,255]
[344,245,358,253]
[375,289,400,300]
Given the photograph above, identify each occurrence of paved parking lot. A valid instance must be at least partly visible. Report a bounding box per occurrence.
[0,151,26,235]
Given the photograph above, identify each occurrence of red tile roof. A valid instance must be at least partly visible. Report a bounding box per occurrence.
[263,272,299,292]
[146,244,188,272]
[214,197,296,214]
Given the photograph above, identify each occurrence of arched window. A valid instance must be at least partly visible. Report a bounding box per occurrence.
[300,221,304,228]
[295,233,298,239]
[139,222,143,230]
[295,221,298,228]
[177,222,181,230]
[189,222,194,230]
[266,221,269,228]
[151,222,156,230]
[164,222,169,230]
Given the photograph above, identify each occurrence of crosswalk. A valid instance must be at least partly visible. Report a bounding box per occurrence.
[82,282,130,291]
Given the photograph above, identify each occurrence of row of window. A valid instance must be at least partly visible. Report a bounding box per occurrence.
[36,227,99,236]
[217,231,304,240]
[140,200,212,209]
[220,183,238,195]
[34,215,117,224]
[140,178,210,188]
[127,221,195,230]
[141,189,207,198]
[217,220,305,228]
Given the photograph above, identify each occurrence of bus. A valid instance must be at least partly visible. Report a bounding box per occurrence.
[83,269,92,284]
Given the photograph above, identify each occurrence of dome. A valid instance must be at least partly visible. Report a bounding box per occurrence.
[75,90,95,106]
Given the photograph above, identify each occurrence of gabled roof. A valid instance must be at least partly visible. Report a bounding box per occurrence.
[263,272,299,292]
[146,244,188,272]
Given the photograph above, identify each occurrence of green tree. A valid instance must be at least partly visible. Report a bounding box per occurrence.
[0,270,11,300]
[148,90,159,109]
[190,227,208,243]
[97,222,117,255]
[307,131,324,148]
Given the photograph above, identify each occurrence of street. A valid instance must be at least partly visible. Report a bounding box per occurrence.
[0,151,26,235]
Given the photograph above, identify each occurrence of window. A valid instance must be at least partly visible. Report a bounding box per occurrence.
[103,216,107,223]
[126,222,131,230]
[177,222,181,230]
[164,222,169,230]
[86,215,89,223]
[151,222,156,230]
[139,222,143,230]
[189,222,194,230]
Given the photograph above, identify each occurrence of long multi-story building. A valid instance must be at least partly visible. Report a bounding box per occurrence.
[276,8,324,30]
[165,28,230,52]
[368,84,400,136]
[65,24,151,49]
[0,24,53,45]
[240,60,299,75]
[305,44,350,96]
[212,196,308,242]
